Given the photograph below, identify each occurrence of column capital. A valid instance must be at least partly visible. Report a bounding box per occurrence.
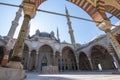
[22,2,36,18]
[98,20,111,31]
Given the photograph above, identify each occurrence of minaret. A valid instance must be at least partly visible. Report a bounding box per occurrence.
[7,7,22,38]
[57,27,60,42]
[65,6,76,45]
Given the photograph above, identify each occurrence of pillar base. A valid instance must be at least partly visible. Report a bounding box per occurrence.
[7,61,23,69]
[0,67,25,80]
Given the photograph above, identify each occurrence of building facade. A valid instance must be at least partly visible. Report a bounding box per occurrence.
[0,21,120,73]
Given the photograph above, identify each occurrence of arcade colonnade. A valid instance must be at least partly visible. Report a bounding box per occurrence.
[21,43,120,72]
[22,44,77,72]
[0,42,120,72]
[78,45,117,71]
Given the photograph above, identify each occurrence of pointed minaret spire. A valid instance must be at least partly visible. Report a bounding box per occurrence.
[57,27,60,42]
[65,6,76,45]
[7,7,22,38]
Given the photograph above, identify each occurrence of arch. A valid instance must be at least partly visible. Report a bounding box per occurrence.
[29,50,36,71]
[23,44,29,52]
[62,46,77,71]
[79,52,91,71]
[90,45,115,70]
[38,45,53,72]
[40,44,54,52]
[105,5,120,19]
[0,46,5,64]
[39,44,53,53]
[22,44,29,69]
[67,0,108,24]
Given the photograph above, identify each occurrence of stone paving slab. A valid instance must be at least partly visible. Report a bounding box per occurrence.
[25,72,120,80]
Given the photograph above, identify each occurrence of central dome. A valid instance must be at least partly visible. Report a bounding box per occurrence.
[39,32,50,37]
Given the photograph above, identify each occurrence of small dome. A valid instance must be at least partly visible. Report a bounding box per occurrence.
[35,29,40,36]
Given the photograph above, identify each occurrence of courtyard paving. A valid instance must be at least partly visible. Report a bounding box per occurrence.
[25,72,120,80]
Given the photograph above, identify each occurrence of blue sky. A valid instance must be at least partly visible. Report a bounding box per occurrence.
[0,0,119,44]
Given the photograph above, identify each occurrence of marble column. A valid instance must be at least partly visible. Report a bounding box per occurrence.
[110,53,120,71]
[7,15,31,69]
[75,54,79,70]
[60,53,63,72]
[7,1,38,69]
[27,51,31,71]
[53,52,56,66]
[88,58,93,71]
[35,50,39,72]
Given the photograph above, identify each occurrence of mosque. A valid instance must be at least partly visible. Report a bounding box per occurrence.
[0,0,120,74]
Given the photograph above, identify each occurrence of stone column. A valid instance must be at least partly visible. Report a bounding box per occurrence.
[75,54,79,70]
[88,58,93,71]
[7,2,37,69]
[110,53,120,71]
[53,52,56,66]
[27,51,31,71]
[35,50,39,72]
[7,15,31,69]
[60,53,63,72]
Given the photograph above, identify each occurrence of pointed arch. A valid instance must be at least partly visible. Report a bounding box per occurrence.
[38,45,53,72]
[90,45,115,70]
[79,52,91,70]
[23,44,29,52]
[39,44,53,53]
[67,0,108,24]
[62,46,77,71]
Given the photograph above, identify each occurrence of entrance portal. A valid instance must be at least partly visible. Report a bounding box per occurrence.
[41,56,47,70]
